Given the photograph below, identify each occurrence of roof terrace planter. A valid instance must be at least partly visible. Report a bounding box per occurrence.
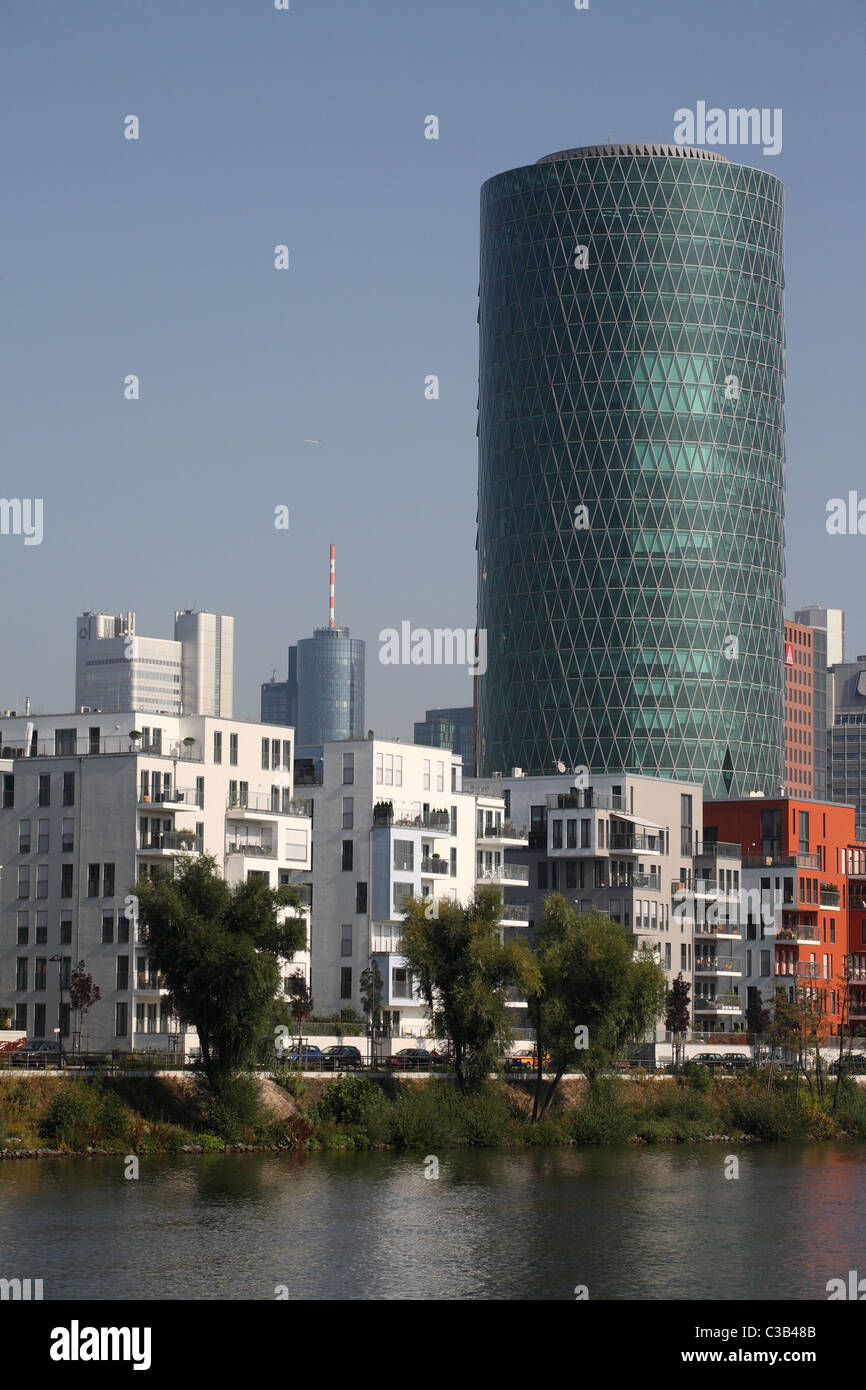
[373,801,394,828]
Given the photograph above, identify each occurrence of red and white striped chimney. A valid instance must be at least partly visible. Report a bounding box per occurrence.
[329,544,335,628]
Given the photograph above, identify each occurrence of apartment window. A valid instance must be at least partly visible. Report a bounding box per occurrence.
[87,864,100,898]
[196,776,205,806]
[271,739,280,771]
[117,912,129,944]
[117,956,129,990]
[17,911,28,945]
[341,925,352,957]
[32,1003,46,1038]
[18,819,31,854]
[282,741,291,772]
[17,866,30,899]
[60,865,73,898]
[564,818,576,850]
[538,862,548,890]
[229,733,238,766]
[61,817,74,853]
[450,847,457,878]
[566,861,577,890]
[54,727,75,756]
[392,967,413,999]
[342,797,354,830]
[62,772,75,806]
[13,1004,26,1031]
[394,839,414,872]
[60,914,72,943]
[375,752,383,785]
[116,1002,128,1037]
[102,911,115,944]
[384,754,393,786]
[103,864,115,897]
[38,774,51,807]
[436,761,445,792]
[33,957,47,991]
[423,759,431,791]
[342,752,354,785]
[551,862,559,890]
[580,819,590,849]
[395,756,403,787]
[356,882,368,913]
[760,950,771,977]
[680,794,693,855]
[35,818,49,854]
[798,811,810,855]
[341,840,353,871]
[16,959,28,991]
[340,967,352,1000]
[88,726,100,755]
[261,738,270,770]
[393,882,412,913]
[552,819,563,849]
[213,731,222,764]
[36,865,48,899]
[665,943,671,971]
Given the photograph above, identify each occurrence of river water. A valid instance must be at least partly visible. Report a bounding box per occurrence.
[2,1143,864,1300]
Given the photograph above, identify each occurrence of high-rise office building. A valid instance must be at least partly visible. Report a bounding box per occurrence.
[793,606,844,668]
[75,610,234,717]
[261,648,299,727]
[413,707,474,771]
[476,143,786,797]
[783,620,814,798]
[829,655,866,836]
[792,605,843,801]
[293,546,365,745]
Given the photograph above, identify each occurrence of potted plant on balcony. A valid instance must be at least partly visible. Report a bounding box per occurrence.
[373,800,394,827]
[182,736,196,757]
[430,808,450,830]
[175,829,197,850]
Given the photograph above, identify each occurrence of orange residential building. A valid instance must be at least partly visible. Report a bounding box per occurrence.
[703,797,863,1035]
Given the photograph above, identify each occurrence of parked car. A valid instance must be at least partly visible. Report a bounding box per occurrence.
[504,1048,550,1071]
[721,1054,751,1072]
[691,1052,726,1071]
[283,1045,324,1068]
[829,1054,866,1075]
[320,1045,363,1071]
[8,1040,67,1070]
[388,1048,435,1071]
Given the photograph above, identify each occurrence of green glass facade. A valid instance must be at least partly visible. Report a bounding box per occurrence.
[477,144,785,797]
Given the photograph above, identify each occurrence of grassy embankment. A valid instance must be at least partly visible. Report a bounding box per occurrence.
[3,1066,866,1155]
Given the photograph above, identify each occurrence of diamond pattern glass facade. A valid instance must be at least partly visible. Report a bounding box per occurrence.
[477,144,785,797]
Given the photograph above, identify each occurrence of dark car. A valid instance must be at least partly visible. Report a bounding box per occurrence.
[718,1054,750,1072]
[320,1045,363,1072]
[8,1040,67,1070]
[388,1048,435,1071]
[829,1054,866,1075]
[691,1052,725,1071]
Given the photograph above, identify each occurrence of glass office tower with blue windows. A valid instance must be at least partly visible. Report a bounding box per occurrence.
[296,626,365,745]
[476,143,786,798]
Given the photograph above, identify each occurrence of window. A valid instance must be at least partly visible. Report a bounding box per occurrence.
[566,861,577,890]
[117,913,129,944]
[17,866,30,899]
[13,1004,26,1031]
[213,731,222,763]
[450,847,457,878]
[33,1004,46,1038]
[3,774,14,808]
[229,733,238,766]
[17,911,28,945]
[340,967,352,1000]
[60,865,73,898]
[272,739,280,770]
[16,959,28,991]
[89,726,100,755]
[552,819,563,849]
[537,862,548,890]
[102,864,115,897]
[341,925,352,957]
[62,818,74,853]
[384,754,393,786]
[60,914,72,943]
[62,772,75,806]
[664,943,671,970]
[36,865,48,899]
[760,951,771,977]
[116,1003,128,1037]
[567,818,577,849]
[55,727,76,755]
[262,738,270,770]
[342,797,354,830]
[392,967,413,998]
[760,809,782,858]
[102,912,114,943]
[798,811,810,855]
[580,819,590,848]
[88,864,100,898]
[393,882,412,913]
[356,882,368,913]
[395,755,402,787]
[551,861,559,890]
[680,794,693,855]
[394,840,414,872]
[34,958,47,991]
[38,774,51,807]
[18,819,31,853]
[117,956,129,990]
[375,752,383,784]
[342,752,354,785]
[423,759,431,790]
[436,761,444,792]
[341,840,353,871]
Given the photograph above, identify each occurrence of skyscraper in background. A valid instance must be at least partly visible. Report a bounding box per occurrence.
[476,143,786,797]
[413,706,474,771]
[75,609,234,717]
[261,646,298,727]
[792,605,843,802]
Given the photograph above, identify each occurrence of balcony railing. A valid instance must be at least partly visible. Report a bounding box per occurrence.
[226,841,276,858]
[778,926,819,942]
[478,824,528,841]
[694,923,742,938]
[499,903,530,921]
[743,852,821,869]
[609,834,661,853]
[373,805,452,832]
[135,973,166,991]
[546,790,628,812]
[1,736,203,761]
[139,787,202,808]
[476,864,530,884]
[819,889,841,908]
[139,832,203,853]
[694,841,741,860]
[693,994,741,1012]
[421,856,450,876]
[227,793,311,817]
[694,958,738,973]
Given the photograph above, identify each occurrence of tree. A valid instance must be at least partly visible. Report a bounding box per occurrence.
[665,974,691,1071]
[529,897,667,1121]
[359,960,384,1066]
[284,968,313,1062]
[136,854,305,1097]
[400,886,539,1091]
[69,961,101,1054]
[745,988,771,1064]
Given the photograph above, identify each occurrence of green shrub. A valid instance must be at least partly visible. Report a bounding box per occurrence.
[454,1084,511,1146]
[39,1083,103,1148]
[255,1114,312,1149]
[388,1081,462,1149]
[681,1062,713,1092]
[199,1074,263,1143]
[309,1075,389,1139]
[98,1089,131,1140]
[194,1133,225,1151]
[571,1080,633,1145]
[518,1118,567,1146]
[836,1081,866,1138]
[724,1088,814,1141]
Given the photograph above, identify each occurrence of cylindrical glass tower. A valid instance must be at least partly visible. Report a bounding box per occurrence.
[296,626,365,744]
[476,143,785,797]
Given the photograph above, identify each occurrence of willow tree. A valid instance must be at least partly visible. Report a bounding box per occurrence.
[136,855,305,1097]
[400,886,539,1091]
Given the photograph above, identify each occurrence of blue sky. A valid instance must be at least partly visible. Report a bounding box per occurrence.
[2,0,864,729]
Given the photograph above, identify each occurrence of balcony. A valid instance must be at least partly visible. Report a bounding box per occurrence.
[421,855,450,877]
[371,932,404,954]
[373,803,452,834]
[819,887,841,910]
[693,994,742,1014]
[694,841,741,860]
[477,823,529,846]
[138,787,202,810]
[694,958,741,977]
[226,840,276,859]
[227,794,311,819]
[546,790,628,812]
[134,973,166,992]
[609,833,662,855]
[477,864,530,885]
[138,832,202,854]
[743,852,821,869]
[777,925,819,944]
[500,903,530,924]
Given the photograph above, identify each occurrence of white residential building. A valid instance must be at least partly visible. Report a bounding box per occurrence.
[294,738,524,1038]
[0,710,310,1054]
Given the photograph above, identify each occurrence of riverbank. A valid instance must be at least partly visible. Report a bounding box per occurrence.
[4,1066,866,1157]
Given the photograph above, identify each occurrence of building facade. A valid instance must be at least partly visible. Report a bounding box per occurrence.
[476,143,786,798]
[261,647,299,727]
[295,627,365,744]
[829,656,866,837]
[784,620,815,798]
[413,706,474,773]
[75,610,234,718]
[0,711,310,1053]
